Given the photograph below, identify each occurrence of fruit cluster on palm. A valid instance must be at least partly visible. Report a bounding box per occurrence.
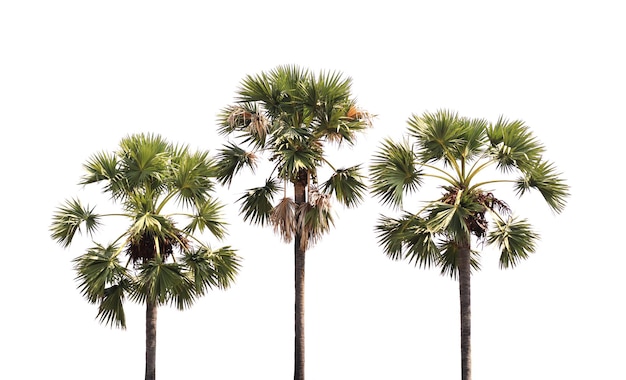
[50,133,241,380]
[370,110,569,380]
[215,65,372,380]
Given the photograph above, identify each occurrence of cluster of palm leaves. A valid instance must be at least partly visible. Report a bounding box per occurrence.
[370,109,568,275]
[50,133,240,329]
[215,65,373,249]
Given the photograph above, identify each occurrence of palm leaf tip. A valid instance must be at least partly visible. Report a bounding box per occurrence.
[515,160,570,214]
[487,217,539,269]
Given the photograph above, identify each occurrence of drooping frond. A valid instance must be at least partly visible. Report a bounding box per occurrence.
[238,178,281,226]
[50,198,101,248]
[270,197,297,243]
[181,245,241,295]
[370,138,422,209]
[134,259,195,309]
[96,279,130,329]
[437,240,481,279]
[215,142,258,186]
[320,165,367,208]
[375,213,440,268]
[514,160,569,213]
[73,244,127,303]
[297,189,334,249]
[487,217,539,268]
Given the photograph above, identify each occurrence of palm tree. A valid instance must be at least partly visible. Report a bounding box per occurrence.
[369,110,569,380]
[50,133,241,380]
[215,65,372,380]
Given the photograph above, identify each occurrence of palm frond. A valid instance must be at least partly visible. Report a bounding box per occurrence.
[96,279,129,329]
[407,109,466,164]
[117,133,171,193]
[215,143,258,186]
[135,259,195,309]
[486,117,545,172]
[270,197,297,243]
[50,198,101,248]
[170,149,215,207]
[182,246,241,294]
[73,243,127,304]
[370,138,422,209]
[297,190,334,249]
[487,217,539,268]
[320,165,367,208]
[437,240,481,279]
[514,160,569,213]
[375,212,440,268]
[238,178,281,226]
[184,197,227,239]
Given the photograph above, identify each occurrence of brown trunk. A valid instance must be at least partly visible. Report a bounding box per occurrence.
[293,169,307,380]
[145,300,157,380]
[458,243,472,380]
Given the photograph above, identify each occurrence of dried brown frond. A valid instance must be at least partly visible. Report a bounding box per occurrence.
[227,106,269,141]
[270,197,296,243]
[295,188,334,250]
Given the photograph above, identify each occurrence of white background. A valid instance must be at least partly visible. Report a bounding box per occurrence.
[1,1,624,379]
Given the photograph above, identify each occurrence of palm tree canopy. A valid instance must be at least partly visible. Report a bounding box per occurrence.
[370,110,569,275]
[216,65,372,247]
[50,133,241,328]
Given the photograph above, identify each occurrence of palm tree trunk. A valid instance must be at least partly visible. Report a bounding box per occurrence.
[458,243,472,380]
[293,169,307,380]
[145,300,157,380]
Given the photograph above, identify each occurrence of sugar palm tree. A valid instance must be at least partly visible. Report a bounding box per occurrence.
[50,133,241,380]
[215,65,371,380]
[370,110,569,380]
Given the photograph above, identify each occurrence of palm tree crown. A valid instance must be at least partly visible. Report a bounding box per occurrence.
[371,109,568,273]
[50,133,241,327]
[216,65,372,246]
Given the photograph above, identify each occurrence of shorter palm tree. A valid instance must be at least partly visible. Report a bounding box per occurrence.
[50,133,241,380]
[369,110,569,380]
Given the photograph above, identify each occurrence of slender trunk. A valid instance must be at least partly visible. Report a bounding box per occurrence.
[145,300,157,380]
[458,243,472,380]
[293,169,307,380]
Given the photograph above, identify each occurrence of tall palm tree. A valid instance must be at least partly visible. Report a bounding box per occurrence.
[50,133,241,380]
[369,110,569,380]
[215,65,371,380]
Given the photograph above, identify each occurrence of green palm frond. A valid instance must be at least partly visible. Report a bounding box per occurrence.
[437,241,481,279]
[184,197,226,239]
[79,150,120,187]
[486,117,545,172]
[215,142,258,186]
[321,165,367,208]
[370,138,423,209]
[73,244,127,304]
[487,217,539,268]
[407,109,466,164]
[182,246,241,294]
[96,279,129,329]
[50,198,101,248]
[170,149,215,207]
[117,134,171,193]
[238,178,281,226]
[426,201,473,241]
[135,259,195,309]
[514,160,569,213]
[375,213,440,268]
